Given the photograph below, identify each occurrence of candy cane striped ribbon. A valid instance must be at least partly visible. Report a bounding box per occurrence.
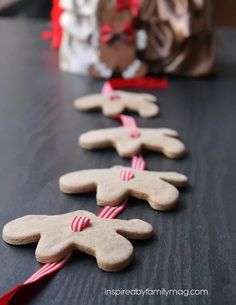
[0,86,151,305]
[102,82,120,101]
[0,202,127,305]
[119,113,145,181]
[117,114,137,128]
[23,255,70,285]
[131,155,146,171]
[0,255,70,305]
[120,170,134,181]
[116,114,141,138]
[97,156,146,222]
[97,200,128,219]
[70,216,90,232]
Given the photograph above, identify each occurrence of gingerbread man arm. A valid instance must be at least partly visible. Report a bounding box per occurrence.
[79,127,186,158]
[59,169,104,193]
[156,171,188,187]
[2,215,47,245]
[74,94,105,111]
[2,215,71,262]
[111,219,153,239]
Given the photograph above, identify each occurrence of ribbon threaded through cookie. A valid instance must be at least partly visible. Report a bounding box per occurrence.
[129,128,140,138]
[102,82,120,101]
[0,255,70,305]
[97,201,128,219]
[120,170,135,181]
[23,255,70,284]
[0,205,126,304]
[116,114,138,128]
[131,155,146,170]
[70,216,90,232]
[0,82,159,305]
[115,114,141,139]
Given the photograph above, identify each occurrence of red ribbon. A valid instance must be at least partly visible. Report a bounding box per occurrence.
[70,216,90,232]
[1,70,167,303]
[41,0,63,49]
[115,114,138,129]
[0,256,70,305]
[116,0,140,17]
[101,82,120,100]
[101,22,135,44]
[0,204,126,305]
[108,77,169,89]
[0,72,168,303]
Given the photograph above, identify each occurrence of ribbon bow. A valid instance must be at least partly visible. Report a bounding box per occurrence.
[116,0,140,16]
[101,22,135,44]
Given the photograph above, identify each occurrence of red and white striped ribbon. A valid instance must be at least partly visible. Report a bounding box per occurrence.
[0,84,153,305]
[120,169,134,181]
[97,148,146,224]
[102,82,120,101]
[23,255,70,285]
[0,203,128,305]
[117,114,138,128]
[97,200,128,219]
[70,216,90,232]
[131,155,146,171]
[0,255,70,305]
[116,114,141,138]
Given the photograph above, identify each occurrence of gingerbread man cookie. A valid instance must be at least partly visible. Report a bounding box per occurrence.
[79,127,186,158]
[74,90,159,118]
[89,0,148,79]
[59,166,188,210]
[3,210,153,272]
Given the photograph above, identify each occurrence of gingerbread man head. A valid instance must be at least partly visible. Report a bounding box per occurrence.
[89,0,148,79]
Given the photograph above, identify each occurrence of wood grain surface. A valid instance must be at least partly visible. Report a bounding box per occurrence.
[0,19,235,305]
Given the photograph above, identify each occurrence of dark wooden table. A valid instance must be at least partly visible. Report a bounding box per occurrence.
[0,19,235,305]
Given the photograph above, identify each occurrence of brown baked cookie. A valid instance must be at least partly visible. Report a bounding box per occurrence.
[3,210,153,272]
[74,90,159,118]
[59,166,188,210]
[89,0,148,78]
[79,127,186,158]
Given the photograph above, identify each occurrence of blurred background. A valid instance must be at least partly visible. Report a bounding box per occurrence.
[0,0,235,27]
